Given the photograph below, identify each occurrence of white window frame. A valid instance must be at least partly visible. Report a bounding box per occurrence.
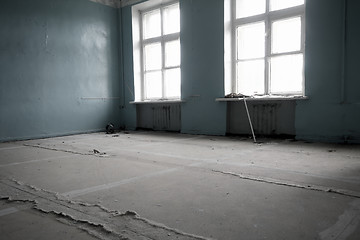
[229,0,306,96]
[139,1,180,101]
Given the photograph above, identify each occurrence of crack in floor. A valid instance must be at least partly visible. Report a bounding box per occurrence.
[23,144,109,158]
[0,179,211,240]
[211,170,360,199]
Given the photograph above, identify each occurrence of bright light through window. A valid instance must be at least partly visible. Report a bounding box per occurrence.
[145,71,162,99]
[165,40,180,67]
[236,0,266,18]
[141,3,181,100]
[233,0,304,96]
[165,68,181,98]
[270,54,303,93]
[163,4,180,35]
[143,9,161,39]
[272,17,301,54]
[270,0,304,11]
[237,60,265,95]
[144,43,161,71]
[237,22,265,59]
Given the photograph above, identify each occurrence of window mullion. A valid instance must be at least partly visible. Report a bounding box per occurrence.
[271,50,303,58]
[138,2,180,101]
[265,0,271,95]
[301,14,305,96]
[140,13,145,100]
[164,66,180,71]
[268,5,305,21]
[236,56,265,62]
[231,0,237,93]
[232,25,237,93]
[143,37,162,45]
[161,40,165,99]
[231,0,305,97]
[162,33,180,42]
[160,6,165,99]
[234,14,267,25]
[301,14,305,52]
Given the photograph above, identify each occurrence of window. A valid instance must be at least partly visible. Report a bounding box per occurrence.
[140,2,181,100]
[231,0,305,96]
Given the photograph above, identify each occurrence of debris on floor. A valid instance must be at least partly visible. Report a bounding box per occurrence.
[106,123,115,134]
[92,149,106,156]
[0,179,211,240]
[1,132,359,240]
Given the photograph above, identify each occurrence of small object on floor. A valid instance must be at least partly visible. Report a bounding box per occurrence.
[106,123,115,134]
[93,149,100,154]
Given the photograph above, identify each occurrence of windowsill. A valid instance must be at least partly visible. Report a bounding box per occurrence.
[216,95,308,102]
[130,99,184,104]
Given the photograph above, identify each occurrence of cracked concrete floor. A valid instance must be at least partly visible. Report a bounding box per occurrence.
[0,131,360,240]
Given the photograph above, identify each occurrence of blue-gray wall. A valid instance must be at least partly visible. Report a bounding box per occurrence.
[296,0,360,143]
[119,0,227,135]
[119,0,360,143]
[0,0,121,141]
[118,5,137,131]
[180,0,226,135]
[1,0,360,143]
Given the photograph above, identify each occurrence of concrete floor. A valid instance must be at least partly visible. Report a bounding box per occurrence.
[0,131,359,240]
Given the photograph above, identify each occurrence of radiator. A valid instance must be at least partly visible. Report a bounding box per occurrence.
[251,104,277,135]
[152,104,181,131]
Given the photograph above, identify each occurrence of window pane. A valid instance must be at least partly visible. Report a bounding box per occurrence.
[163,3,180,35]
[164,68,181,98]
[272,17,301,54]
[144,43,161,71]
[143,9,161,39]
[165,40,180,67]
[270,54,303,93]
[236,0,266,18]
[237,60,265,95]
[145,71,162,99]
[237,22,265,60]
[270,0,304,11]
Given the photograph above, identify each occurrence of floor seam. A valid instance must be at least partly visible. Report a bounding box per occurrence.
[211,170,360,199]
